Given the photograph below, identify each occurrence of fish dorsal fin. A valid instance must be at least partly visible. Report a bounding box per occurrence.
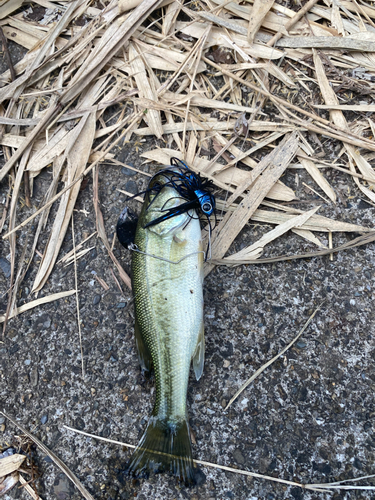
[134,317,153,376]
[192,323,205,381]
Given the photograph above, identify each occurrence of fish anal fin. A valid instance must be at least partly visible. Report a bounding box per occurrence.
[192,323,205,381]
[134,318,153,376]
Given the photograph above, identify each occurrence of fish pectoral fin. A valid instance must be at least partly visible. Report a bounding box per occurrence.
[192,323,205,381]
[134,318,153,376]
[173,231,187,245]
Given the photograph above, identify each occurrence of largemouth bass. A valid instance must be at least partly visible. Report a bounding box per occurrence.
[124,171,205,483]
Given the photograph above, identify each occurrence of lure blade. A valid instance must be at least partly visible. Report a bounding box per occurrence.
[117,207,138,248]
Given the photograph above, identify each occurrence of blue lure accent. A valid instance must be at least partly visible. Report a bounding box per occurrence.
[194,189,214,216]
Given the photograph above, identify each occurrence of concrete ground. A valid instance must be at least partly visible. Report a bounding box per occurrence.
[1,40,375,500]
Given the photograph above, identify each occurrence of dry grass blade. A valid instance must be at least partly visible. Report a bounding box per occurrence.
[277,36,375,51]
[225,302,324,410]
[247,0,275,44]
[0,290,76,323]
[251,209,370,233]
[2,144,32,334]
[32,111,96,292]
[0,0,23,19]
[119,0,144,12]
[298,156,336,203]
[129,43,163,139]
[0,411,94,500]
[225,207,320,261]
[57,232,97,265]
[292,228,326,248]
[134,119,278,136]
[117,189,144,203]
[315,104,375,111]
[205,132,299,275]
[303,182,331,204]
[197,11,248,37]
[0,472,19,496]
[71,211,84,379]
[308,474,375,490]
[0,26,15,82]
[0,454,25,477]
[213,231,375,266]
[94,274,110,291]
[184,96,256,114]
[18,474,41,500]
[61,247,95,267]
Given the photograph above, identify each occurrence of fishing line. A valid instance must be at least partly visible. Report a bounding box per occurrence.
[207,221,212,261]
[129,243,206,264]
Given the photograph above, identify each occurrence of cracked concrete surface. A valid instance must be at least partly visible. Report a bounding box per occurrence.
[1,39,375,500]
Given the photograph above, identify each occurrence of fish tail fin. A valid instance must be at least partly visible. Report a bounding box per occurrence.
[126,414,195,484]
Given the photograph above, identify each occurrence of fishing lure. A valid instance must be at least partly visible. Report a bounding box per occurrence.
[117,158,216,256]
[139,158,216,229]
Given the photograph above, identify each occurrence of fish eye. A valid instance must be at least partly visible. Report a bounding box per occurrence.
[202,202,212,214]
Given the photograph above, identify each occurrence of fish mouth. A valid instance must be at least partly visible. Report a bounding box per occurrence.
[146,211,191,235]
